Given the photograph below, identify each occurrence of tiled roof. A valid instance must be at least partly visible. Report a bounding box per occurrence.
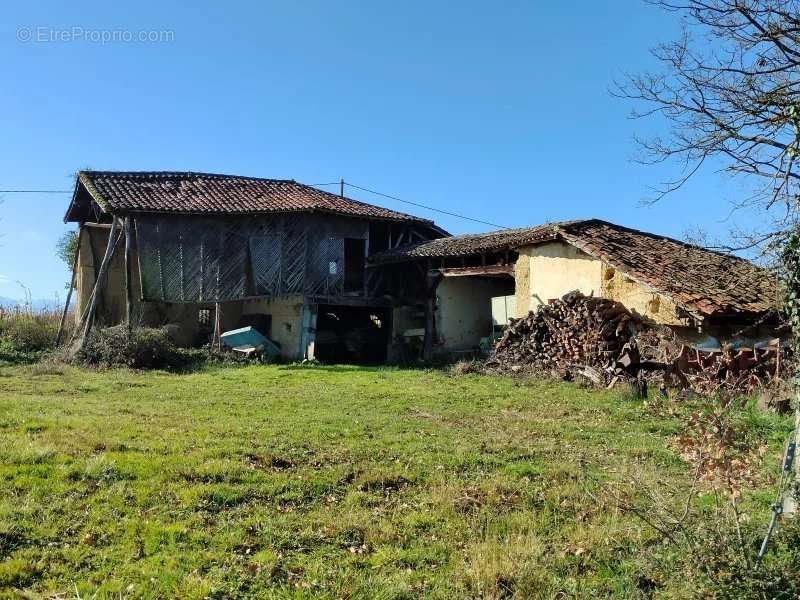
[65,171,436,224]
[373,219,779,319]
[556,220,778,319]
[371,222,564,260]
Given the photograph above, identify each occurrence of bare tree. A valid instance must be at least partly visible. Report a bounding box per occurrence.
[614,0,800,253]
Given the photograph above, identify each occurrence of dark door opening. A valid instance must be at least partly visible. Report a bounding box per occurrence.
[314,304,390,364]
[344,238,366,294]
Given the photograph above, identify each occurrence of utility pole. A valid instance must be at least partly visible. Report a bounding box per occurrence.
[340,178,345,198]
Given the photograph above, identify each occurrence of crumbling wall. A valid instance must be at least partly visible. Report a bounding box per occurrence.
[600,266,686,326]
[75,223,306,354]
[75,225,127,326]
[514,241,689,327]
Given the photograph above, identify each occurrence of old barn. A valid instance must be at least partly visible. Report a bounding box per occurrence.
[63,171,780,363]
[64,171,446,363]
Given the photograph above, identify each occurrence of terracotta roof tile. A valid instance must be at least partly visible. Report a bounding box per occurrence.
[372,219,779,319]
[66,171,434,224]
[371,222,566,260]
[556,220,778,319]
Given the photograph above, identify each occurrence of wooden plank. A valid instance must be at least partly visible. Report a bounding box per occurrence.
[305,294,393,308]
[435,264,514,277]
[55,227,82,346]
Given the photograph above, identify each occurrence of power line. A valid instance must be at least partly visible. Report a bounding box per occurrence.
[343,181,511,229]
[0,190,72,193]
[3,181,510,230]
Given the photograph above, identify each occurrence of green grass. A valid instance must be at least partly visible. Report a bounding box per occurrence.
[0,364,790,598]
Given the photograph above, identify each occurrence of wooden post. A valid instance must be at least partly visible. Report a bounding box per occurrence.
[72,217,121,347]
[212,302,222,352]
[55,227,83,347]
[124,216,134,330]
[422,264,440,362]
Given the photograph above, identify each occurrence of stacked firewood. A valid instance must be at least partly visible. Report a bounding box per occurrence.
[493,291,638,382]
[491,290,786,396]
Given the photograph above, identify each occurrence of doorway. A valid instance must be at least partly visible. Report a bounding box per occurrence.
[343,238,366,294]
[314,304,390,364]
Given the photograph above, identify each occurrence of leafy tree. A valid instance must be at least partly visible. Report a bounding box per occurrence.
[56,230,78,276]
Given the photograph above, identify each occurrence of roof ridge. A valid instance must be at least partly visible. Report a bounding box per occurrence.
[78,170,298,184]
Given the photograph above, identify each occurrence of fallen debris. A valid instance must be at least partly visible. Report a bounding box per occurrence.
[488,290,786,397]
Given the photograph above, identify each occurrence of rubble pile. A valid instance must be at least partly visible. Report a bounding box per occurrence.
[664,343,783,396]
[491,291,785,395]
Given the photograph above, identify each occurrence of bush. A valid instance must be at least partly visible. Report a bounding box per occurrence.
[0,305,65,363]
[77,326,185,370]
[0,316,58,352]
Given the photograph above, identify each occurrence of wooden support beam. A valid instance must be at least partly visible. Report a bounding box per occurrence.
[212,302,222,352]
[124,217,134,329]
[86,227,104,317]
[422,262,441,362]
[71,217,121,348]
[435,264,514,278]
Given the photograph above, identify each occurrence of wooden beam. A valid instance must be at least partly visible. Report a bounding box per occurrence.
[72,217,121,348]
[55,227,83,347]
[213,302,222,352]
[124,217,134,329]
[305,294,393,308]
[422,262,441,362]
[435,264,514,278]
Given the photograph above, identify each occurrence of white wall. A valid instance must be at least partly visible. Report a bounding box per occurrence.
[436,277,513,352]
[515,242,603,316]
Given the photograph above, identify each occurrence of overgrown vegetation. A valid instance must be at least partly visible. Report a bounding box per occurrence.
[0,364,794,598]
[0,305,64,364]
[76,325,186,370]
[55,229,78,274]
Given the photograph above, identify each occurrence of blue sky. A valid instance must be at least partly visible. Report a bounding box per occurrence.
[0,1,756,299]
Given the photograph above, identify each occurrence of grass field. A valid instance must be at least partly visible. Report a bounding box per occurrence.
[0,363,793,598]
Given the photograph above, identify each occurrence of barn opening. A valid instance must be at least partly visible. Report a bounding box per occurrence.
[314,304,391,364]
[343,238,366,294]
[434,270,516,358]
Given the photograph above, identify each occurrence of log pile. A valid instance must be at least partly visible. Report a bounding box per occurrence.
[493,291,638,382]
[490,290,786,396]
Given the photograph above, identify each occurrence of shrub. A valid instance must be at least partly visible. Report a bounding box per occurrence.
[0,305,66,363]
[0,316,57,352]
[77,325,185,369]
